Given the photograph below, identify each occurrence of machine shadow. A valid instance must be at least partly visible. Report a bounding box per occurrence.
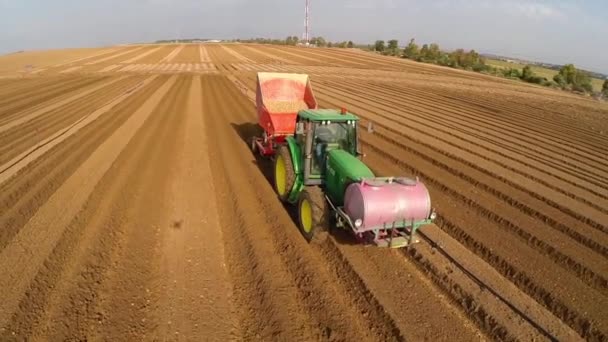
[231,122,360,247]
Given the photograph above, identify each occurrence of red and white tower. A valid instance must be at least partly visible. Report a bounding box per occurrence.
[304,0,310,45]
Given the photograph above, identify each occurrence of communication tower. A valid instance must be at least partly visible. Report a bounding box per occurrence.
[304,0,310,45]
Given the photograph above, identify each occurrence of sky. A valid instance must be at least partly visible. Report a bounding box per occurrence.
[0,0,606,73]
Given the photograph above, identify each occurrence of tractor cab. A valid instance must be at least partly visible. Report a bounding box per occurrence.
[294,109,360,183]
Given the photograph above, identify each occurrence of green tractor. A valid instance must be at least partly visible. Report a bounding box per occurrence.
[253,73,435,248]
[274,109,365,239]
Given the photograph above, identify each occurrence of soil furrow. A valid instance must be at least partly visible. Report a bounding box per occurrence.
[153,76,237,340]
[170,45,199,64]
[327,79,608,212]
[241,45,294,64]
[312,91,608,264]
[0,76,126,130]
[285,47,368,68]
[405,227,582,341]
[359,124,608,277]
[84,46,144,65]
[205,75,398,341]
[315,80,608,207]
[266,46,328,65]
[52,48,119,67]
[85,77,188,341]
[121,46,163,64]
[360,141,607,340]
[0,76,157,185]
[231,66,580,342]
[312,81,608,229]
[0,77,69,100]
[0,76,143,165]
[2,43,607,341]
[431,85,608,151]
[0,74,177,331]
[379,80,608,169]
[235,69,603,230]
[139,46,175,64]
[0,77,167,252]
[1,76,171,339]
[355,80,608,180]
[0,76,108,120]
[224,73,490,341]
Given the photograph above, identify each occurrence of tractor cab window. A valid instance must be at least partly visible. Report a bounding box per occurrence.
[311,121,356,175]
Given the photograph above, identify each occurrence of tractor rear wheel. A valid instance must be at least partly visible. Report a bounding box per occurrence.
[297,187,329,242]
[274,145,296,202]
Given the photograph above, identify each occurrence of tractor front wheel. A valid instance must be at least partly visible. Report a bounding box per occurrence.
[297,187,329,242]
[274,145,296,202]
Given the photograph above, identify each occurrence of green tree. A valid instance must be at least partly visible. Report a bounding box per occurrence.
[403,38,419,59]
[472,63,488,72]
[448,49,465,67]
[522,65,534,80]
[428,43,441,60]
[553,74,566,87]
[437,53,451,66]
[520,65,548,84]
[558,64,577,84]
[556,64,593,92]
[502,68,521,78]
[388,39,399,50]
[386,40,399,55]
[574,72,593,92]
[603,79,608,95]
[347,41,354,48]
[455,50,482,69]
[311,36,327,47]
[374,40,385,52]
[419,44,430,61]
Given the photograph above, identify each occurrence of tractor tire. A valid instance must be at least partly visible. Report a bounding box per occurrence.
[297,186,330,243]
[274,145,296,202]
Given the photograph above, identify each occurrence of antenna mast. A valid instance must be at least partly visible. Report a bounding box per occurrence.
[304,0,310,45]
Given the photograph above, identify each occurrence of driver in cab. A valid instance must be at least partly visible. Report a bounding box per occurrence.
[314,126,333,170]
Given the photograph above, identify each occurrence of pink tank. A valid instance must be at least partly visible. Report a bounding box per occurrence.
[344,178,432,231]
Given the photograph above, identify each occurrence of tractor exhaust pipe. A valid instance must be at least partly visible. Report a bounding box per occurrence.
[304,122,314,184]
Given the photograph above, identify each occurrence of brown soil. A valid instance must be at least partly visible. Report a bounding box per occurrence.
[1,43,606,341]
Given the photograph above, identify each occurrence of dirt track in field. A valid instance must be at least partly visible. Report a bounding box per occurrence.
[0,43,606,341]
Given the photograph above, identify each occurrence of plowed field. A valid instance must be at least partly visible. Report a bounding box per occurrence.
[1,43,606,341]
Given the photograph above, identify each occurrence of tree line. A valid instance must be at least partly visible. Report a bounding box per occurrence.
[234,36,355,48]
[373,38,604,96]
[375,39,486,71]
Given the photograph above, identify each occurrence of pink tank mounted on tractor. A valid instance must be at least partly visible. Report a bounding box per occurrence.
[251,72,436,248]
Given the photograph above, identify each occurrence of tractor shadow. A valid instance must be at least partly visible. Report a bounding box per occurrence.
[231,122,359,247]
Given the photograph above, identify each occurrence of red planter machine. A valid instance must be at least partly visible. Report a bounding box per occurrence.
[252,72,318,156]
